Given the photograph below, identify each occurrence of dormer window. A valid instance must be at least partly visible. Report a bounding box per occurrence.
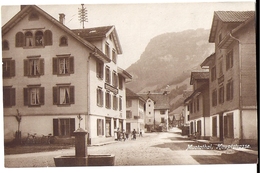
[2,40,9,50]
[60,36,68,46]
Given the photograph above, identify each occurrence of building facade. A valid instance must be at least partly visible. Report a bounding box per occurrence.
[201,11,256,145]
[184,72,210,139]
[2,5,131,145]
[125,88,145,135]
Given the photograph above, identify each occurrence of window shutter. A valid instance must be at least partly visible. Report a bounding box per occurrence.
[97,119,99,135]
[53,86,58,105]
[70,86,75,104]
[70,118,75,136]
[23,88,28,106]
[40,59,44,75]
[69,57,74,74]
[101,90,103,106]
[24,59,29,76]
[39,87,45,105]
[44,30,52,46]
[15,32,24,47]
[96,61,100,78]
[52,58,58,75]
[96,88,99,106]
[11,88,16,106]
[10,60,15,77]
[53,119,59,136]
[102,119,104,135]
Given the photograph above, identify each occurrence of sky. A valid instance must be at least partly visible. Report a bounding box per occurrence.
[0,0,255,69]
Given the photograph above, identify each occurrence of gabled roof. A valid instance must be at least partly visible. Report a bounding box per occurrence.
[118,67,132,79]
[72,25,123,54]
[209,11,255,43]
[184,83,209,103]
[200,53,215,68]
[139,93,170,110]
[190,72,209,85]
[126,88,145,102]
[2,5,110,63]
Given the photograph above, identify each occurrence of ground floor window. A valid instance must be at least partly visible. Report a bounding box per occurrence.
[53,118,75,137]
[224,113,234,138]
[197,120,201,134]
[190,122,193,134]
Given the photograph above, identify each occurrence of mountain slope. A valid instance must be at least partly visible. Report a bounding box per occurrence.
[126,28,214,94]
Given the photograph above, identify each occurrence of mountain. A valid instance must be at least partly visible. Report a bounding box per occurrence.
[126,28,214,111]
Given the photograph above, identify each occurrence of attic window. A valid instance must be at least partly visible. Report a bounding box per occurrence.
[29,12,39,21]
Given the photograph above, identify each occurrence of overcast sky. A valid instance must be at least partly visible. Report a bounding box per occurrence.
[1,0,255,69]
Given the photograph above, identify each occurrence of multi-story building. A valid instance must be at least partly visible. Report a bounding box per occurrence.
[184,71,210,139]
[125,88,146,135]
[201,11,256,145]
[2,5,131,145]
[139,92,170,132]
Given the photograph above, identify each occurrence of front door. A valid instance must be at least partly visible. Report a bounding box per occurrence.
[126,123,131,134]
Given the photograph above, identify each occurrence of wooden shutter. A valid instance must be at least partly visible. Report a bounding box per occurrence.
[10,60,15,77]
[69,57,74,74]
[69,86,75,104]
[53,86,58,105]
[24,59,29,76]
[70,118,75,136]
[15,32,24,47]
[40,59,44,75]
[23,88,29,106]
[101,119,104,135]
[39,87,44,105]
[44,30,52,46]
[52,58,58,75]
[53,119,59,136]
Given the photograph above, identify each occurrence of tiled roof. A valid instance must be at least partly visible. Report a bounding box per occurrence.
[215,11,255,23]
[126,88,139,97]
[72,26,114,39]
[191,72,209,80]
[139,93,170,110]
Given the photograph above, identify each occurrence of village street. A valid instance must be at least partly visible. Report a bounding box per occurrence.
[5,127,254,168]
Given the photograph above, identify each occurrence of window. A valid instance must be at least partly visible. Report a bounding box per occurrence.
[105,92,111,109]
[53,85,75,105]
[187,115,190,121]
[53,56,74,75]
[2,40,9,50]
[24,86,44,106]
[197,120,201,134]
[126,100,132,107]
[212,116,217,137]
[211,66,216,81]
[226,80,233,101]
[112,71,118,87]
[15,32,24,47]
[53,118,75,137]
[126,111,132,119]
[160,110,165,114]
[113,95,118,110]
[3,87,15,107]
[226,50,233,70]
[112,49,117,64]
[118,76,123,90]
[35,31,43,46]
[212,89,217,106]
[218,85,224,104]
[105,118,111,137]
[25,31,33,47]
[196,97,199,111]
[44,30,52,46]
[97,87,103,107]
[96,60,104,79]
[24,58,44,77]
[105,66,110,84]
[190,102,193,113]
[2,59,15,78]
[161,118,165,123]
[105,43,110,58]
[190,122,193,134]
[224,113,234,138]
[97,119,104,136]
[59,36,68,46]
[218,59,223,77]
[119,96,122,111]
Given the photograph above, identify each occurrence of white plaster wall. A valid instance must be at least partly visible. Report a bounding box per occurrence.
[241,110,257,140]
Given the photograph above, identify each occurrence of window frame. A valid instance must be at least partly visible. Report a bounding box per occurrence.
[53,118,75,137]
[212,89,218,107]
[226,79,233,101]
[24,86,45,107]
[3,86,16,107]
[97,87,104,107]
[2,59,15,78]
[105,66,111,84]
[226,50,233,71]
[97,119,104,136]
[53,85,75,106]
[105,91,111,109]
[53,56,74,76]
[24,57,44,77]
[113,95,118,110]
[218,85,224,104]
[2,40,9,50]
[96,60,104,79]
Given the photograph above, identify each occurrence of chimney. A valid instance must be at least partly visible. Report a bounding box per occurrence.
[20,5,27,11]
[59,13,65,24]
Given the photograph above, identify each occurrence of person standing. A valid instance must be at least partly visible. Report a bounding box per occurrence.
[132,129,137,140]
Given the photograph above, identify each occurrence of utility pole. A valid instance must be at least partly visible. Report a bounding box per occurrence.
[78,4,88,29]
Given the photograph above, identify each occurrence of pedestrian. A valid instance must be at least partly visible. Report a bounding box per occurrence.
[132,129,137,140]
[122,129,126,141]
[139,129,143,137]
[117,128,121,141]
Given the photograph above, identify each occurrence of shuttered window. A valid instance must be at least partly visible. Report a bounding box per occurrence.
[15,32,24,47]
[3,87,16,107]
[2,59,15,78]
[226,80,233,101]
[44,30,52,46]
[53,118,75,137]
[113,95,118,110]
[53,56,74,75]
[24,58,44,77]
[96,60,104,79]
[97,87,103,107]
[53,85,75,105]
[23,86,44,106]
[105,92,111,109]
[97,119,104,136]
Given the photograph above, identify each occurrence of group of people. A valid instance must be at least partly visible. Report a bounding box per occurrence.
[116,128,143,141]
